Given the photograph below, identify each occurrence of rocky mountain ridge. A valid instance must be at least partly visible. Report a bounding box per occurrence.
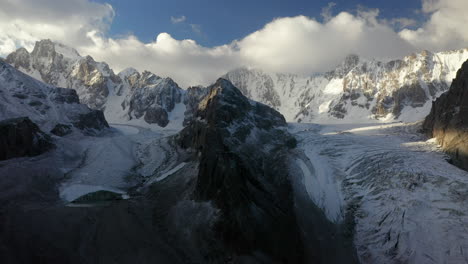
[7,39,468,126]
[6,40,185,127]
[0,59,108,135]
[177,78,355,263]
[224,49,468,123]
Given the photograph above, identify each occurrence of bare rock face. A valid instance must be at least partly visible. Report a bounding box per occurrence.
[423,59,468,170]
[0,117,54,160]
[49,87,80,104]
[122,71,182,122]
[6,39,120,110]
[144,106,169,127]
[72,110,109,132]
[178,79,303,263]
[182,85,208,126]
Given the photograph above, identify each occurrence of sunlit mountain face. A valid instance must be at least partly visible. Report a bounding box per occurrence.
[1,1,468,263]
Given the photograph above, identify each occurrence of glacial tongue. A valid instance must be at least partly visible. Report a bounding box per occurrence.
[177,78,303,262]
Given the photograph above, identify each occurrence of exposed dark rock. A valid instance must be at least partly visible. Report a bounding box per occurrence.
[72,110,109,132]
[0,117,54,160]
[5,47,31,71]
[49,87,80,104]
[423,59,468,170]
[223,68,281,110]
[71,56,112,109]
[50,124,72,136]
[144,107,169,127]
[71,190,123,204]
[123,73,183,124]
[177,79,303,263]
[182,85,208,126]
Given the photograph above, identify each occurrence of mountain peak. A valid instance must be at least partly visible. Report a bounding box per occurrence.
[31,39,81,61]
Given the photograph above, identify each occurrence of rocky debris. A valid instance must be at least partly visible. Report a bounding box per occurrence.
[0,117,54,160]
[50,124,72,137]
[177,79,303,263]
[423,59,468,170]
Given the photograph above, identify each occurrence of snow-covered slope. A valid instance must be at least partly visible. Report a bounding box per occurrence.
[6,40,186,128]
[224,49,468,123]
[0,59,108,134]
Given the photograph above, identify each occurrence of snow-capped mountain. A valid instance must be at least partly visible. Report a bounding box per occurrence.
[6,40,185,127]
[223,49,468,123]
[0,59,108,135]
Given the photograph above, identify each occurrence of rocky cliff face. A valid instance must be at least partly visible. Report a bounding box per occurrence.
[423,59,468,170]
[119,70,182,127]
[0,59,108,135]
[224,49,468,123]
[177,79,303,263]
[182,85,208,126]
[0,117,54,160]
[6,40,185,127]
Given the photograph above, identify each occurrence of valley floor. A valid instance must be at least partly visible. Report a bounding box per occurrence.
[1,120,467,263]
[291,122,468,264]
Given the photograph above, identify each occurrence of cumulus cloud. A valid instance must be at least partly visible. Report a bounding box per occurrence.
[0,0,467,87]
[399,0,468,51]
[0,0,114,54]
[237,13,415,75]
[170,15,186,24]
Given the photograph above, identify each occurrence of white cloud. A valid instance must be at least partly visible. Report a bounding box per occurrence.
[0,0,114,54]
[389,18,417,29]
[0,0,468,87]
[170,15,186,24]
[399,0,468,51]
[237,13,415,75]
[321,2,337,22]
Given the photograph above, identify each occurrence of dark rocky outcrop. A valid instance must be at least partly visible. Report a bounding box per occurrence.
[177,79,303,263]
[423,60,468,170]
[144,106,169,127]
[72,110,109,132]
[182,85,208,126]
[0,117,54,160]
[50,124,72,136]
[49,87,80,104]
[119,71,183,126]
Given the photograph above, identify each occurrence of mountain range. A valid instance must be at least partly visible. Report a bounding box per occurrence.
[6,39,468,126]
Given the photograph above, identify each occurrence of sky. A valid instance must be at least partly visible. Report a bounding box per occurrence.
[1,0,468,87]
